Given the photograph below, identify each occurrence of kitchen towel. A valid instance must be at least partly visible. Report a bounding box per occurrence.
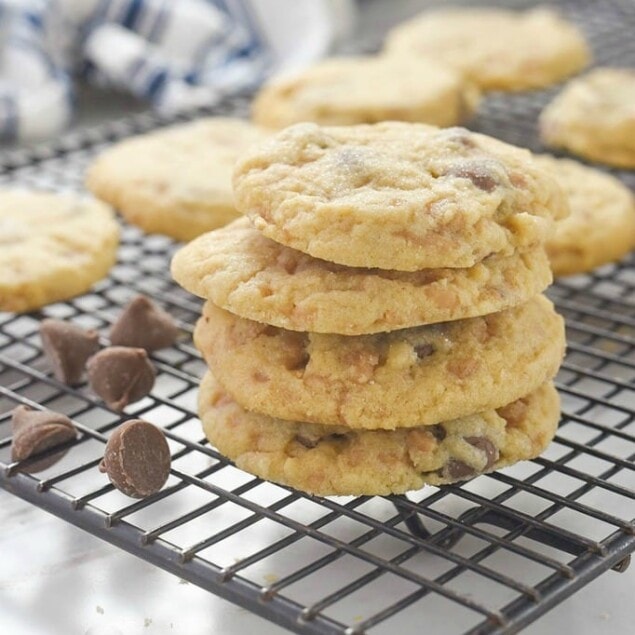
[0,0,353,142]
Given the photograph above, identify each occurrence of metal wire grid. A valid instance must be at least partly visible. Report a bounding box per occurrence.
[1,1,635,634]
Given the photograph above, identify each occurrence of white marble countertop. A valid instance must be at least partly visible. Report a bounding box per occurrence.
[2,489,633,635]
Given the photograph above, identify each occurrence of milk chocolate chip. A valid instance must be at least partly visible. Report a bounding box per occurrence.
[11,405,77,472]
[445,436,499,481]
[86,347,155,411]
[465,436,499,468]
[295,431,348,449]
[110,295,178,352]
[446,458,477,481]
[40,319,100,385]
[444,160,501,192]
[295,434,319,449]
[439,127,477,148]
[99,419,171,498]
[414,343,435,359]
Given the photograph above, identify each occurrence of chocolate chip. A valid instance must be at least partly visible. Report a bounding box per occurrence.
[326,433,349,443]
[295,434,318,449]
[414,343,435,359]
[86,347,155,412]
[11,405,77,473]
[444,161,500,192]
[99,419,171,498]
[445,459,476,481]
[40,319,100,385]
[439,127,477,148]
[444,436,499,482]
[110,295,178,352]
[430,425,447,441]
[295,431,348,448]
[465,436,499,470]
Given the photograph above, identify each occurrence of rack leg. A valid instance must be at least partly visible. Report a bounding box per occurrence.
[389,495,465,549]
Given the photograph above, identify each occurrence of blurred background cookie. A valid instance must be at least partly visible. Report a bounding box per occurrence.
[384,7,590,91]
[540,68,635,168]
[535,155,635,276]
[0,190,119,313]
[86,117,268,241]
[252,55,480,128]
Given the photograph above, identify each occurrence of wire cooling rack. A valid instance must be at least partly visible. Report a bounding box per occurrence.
[1,1,634,633]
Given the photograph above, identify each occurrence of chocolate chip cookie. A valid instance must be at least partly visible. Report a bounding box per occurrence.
[233,123,568,271]
[199,372,560,495]
[172,217,552,335]
[194,295,565,429]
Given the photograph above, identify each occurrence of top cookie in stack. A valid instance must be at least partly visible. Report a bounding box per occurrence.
[234,123,567,271]
[172,122,567,496]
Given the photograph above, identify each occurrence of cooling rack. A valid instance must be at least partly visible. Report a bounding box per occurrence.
[1,1,634,633]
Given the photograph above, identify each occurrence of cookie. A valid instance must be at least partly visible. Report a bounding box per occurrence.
[252,55,480,129]
[384,7,590,91]
[535,155,635,276]
[172,217,552,335]
[194,296,564,430]
[86,117,269,241]
[233,123,568,271]
[540,69,635,169]
[0,190,119,313]
[199,372,560,496]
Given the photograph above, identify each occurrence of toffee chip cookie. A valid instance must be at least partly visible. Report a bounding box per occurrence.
[535,155,635,276]
[87,117,268,241]
[0,190,119,313]
[540,68,635,169]
[252,55,480,129]
[199,373,560,496]
[172,217,553,335]
[384,7,590,91]
[233,123,568,271]
[194,296,565,429]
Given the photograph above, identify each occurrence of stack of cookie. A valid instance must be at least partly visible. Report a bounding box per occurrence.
[172,122,567,496]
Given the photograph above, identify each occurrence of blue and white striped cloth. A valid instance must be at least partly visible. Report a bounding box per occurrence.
[0,0,273,141]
